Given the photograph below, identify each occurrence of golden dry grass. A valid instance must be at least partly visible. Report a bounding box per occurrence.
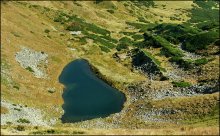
[1,106,9,114]
[1,125,219,135]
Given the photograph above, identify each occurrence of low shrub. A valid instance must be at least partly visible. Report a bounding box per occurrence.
[72,131,85,134]
[13,85,20,90]
[17,118,30,124]
[119,37,134,46]
[14,108,21,111]
[132,34,144,41]
[107,9,114,14]
[183,31,219,52]
[169,56,193,69]
[25,67,34,73]
[194,58,209,66]
[44,29,50,33]
[172,81,192,87]
[116,43,128,51]
[99,46,111,53]
[16,125,25,131]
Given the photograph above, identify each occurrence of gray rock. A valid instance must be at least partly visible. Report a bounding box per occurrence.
[15,47,48,78]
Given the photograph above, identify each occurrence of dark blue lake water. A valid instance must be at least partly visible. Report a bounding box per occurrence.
[59,59,126,123]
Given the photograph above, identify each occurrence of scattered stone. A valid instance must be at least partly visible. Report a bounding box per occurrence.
[47,87,56,93]
[1,100,54,126]
[15,47,48,78]
[70,31,81,35]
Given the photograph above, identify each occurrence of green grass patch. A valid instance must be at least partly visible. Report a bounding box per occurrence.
[84,33,115,49]
[194,58,209,66]
[119,36,133,43]
[169,56,193,69]
[182,30,219,52]
[31,129,69,135]
[142,50,166,72]
[132,34,144,41]
[172,81,192,87]
[116,43,129,51]
[17,118,30,124]
[13,85,20,90]
[25,67,34,73]
[107,9,114,14]
[44,29,50,33]
[99,46,111,53]
[126,22,156,32]
[151,36,184,57]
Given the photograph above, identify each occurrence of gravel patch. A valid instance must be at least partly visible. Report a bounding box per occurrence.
[178,43,203,60]
[15,47,48,78]
[1,100,55,126]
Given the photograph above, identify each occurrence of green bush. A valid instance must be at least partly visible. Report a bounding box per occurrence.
[132,34,144,41]
[183,31,219,52]
[13,85,20,90]
[72,131,85,134]
[194,58,209,66]
[120,31,136,36]
[126,22,156,32]
[44,29,50,33]
[143,50,161,66]
[94,0,103,4]
[119,37,134,45]
[172,81,192,87]
[14,108,21,111]
[25,67,34,73]
[17,118,30,124]
[66,23,82,31]
[153,36,184,57]
[85,23,110,36]
[99,46,110,53]
[107,9,114,14]
[46,129,55,134]
[189,1,219,24]
[116,43,128,51]
[85,33,115,49]
[16,125,25,131]
[169,56,193,69]
[100,35,118,44]
[131,1,155,8]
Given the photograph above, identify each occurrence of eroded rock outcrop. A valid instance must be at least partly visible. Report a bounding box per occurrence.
[15,47,48,78]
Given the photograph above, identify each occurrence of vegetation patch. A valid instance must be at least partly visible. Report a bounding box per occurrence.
[15,125,25,131]
[132,34,144,41]
[25,66,34,73]
[44,29,50,33]
[182,31,219,53]
[84,33,115,49]
[148,93,219,122]
[143,50,166,72]
[172,81,192,87]
[31,129,77,135]
[116,43,129,51]
[72,130,85,134]
[194,58,209,66]
[11,31,21,37]
[107,9,114,14]
[169,56,193,69]
[99,46,111,53]
[13,85,20,90]
[17,118,30,124]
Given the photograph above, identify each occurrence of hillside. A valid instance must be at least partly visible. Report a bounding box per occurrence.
[1,1,219,135]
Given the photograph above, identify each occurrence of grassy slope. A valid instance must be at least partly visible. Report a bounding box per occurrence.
[1,1,219,135]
